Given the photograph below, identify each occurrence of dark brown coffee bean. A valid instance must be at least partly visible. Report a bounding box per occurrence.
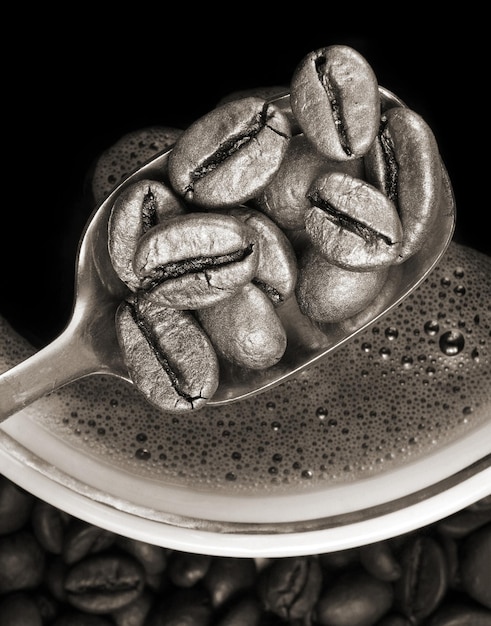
[364,106,442,261]
[425,602,491,625]
[226,205,298,306]
[197,283,288,370]
[202,556,257,609]
[62,519,116,565]
[133,212,258,310]
[290,44,380,161]
[295,246,389,324]
[0,530,45,593]
[64,553,145,614]
[313,568,393,626]
[394,535,448,622]
[459,523,491,609]
[359,540,402,582]
[437,508,491,538]
[116,536,167,576]
[305,171,403,270]
[0,591,43,626]
[31,500,68,554]
[0,476,34,535]
[111,588,154,626]
[108,179,187,291]
[255,133,365,231]
[116,294,219,412]
[257,556,322,621]
[167,551,212,588]
[168,96,291,208]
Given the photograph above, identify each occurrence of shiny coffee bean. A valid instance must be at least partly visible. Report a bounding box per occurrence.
[459,523,491,609]
[314,568,393,626]
[116,294,219,412]
[0,475,34,535]
[365,106,442,261]
[290,44,380,161]
[305,171,403,270]
[425,603,491,625]
[167,551,212,588]
[115,536,167,576]
[31,500,68,554]
[168,96,291,208]
[394,534,448,622]
[257,556,322,621]
[359,540,402,582]
[64,553,145,614]
[108,178,186,291]
[215,593,263,626]
[295,246,389,324]
[0,530,45,593]
[110,588,154,626]
[133,212,258,310]
[437,507,491,538]
[255,133,365,231]
[226,205,298,306]
[62,519,115,565]
[197,283,288,370]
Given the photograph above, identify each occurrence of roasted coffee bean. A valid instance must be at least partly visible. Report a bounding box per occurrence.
[255,133,365,231]
[197,283,288,370]
[0,591,43,626]
[290,44,380,161]
[459,523,491,609]
[64,553,145,614]
[202,556,257,609]
[0,530,45,593]
[146,586,212,626]
[215,593,263,626]
[110,588,154,626]
[133,212,258,310]
[364,106,442,261]
[394,534,448,622]
[62,519,116,565]
[0,476,34,535]
[359,540,402,582]
[226,205,298,306]
[116,536,167,576]
[116,294,219,412]
[257,556,322,621]
[31,499,68,554]
[313,567,393,626]
[305,171,403,270]
[108,179,187,291]
[167,551,212,587]
[295,246,389,324]
[436,507,491,538]
[168,96,291,208]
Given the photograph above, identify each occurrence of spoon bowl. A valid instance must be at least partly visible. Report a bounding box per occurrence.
[0,88,456,421]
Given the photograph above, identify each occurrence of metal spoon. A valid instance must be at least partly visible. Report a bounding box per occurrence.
[0,89,455,421]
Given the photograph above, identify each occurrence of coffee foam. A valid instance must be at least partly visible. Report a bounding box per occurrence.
[1,242,489,496]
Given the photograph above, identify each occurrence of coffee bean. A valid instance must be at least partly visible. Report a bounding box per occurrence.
[116,294,219,412]
[0,530,45,593]
[394,535,448,622]
[0,591,43,626]
[0,475,34,535]
[426,603,491,625]
[290,44,380,161]
[31,500,68,554]
[115,536,167,576]
[255,133,365,231]
[305,171,403,270]
[202,557,257,609]
[108,178,187,291]
[226,205,298,306]
[133,212,258,310]
[65,553,145,614]
[295,246,389,324]
[168,96,291,208]
[62,519,116,565]
[459,523,491,609]
[110,588,154,626]
[146,586,212,626]
[365,106,442,261]
[257,556,322,621]
[167,551,212,588]
[359,540,402,582]
[197,283,287,370]
[313,567,393,626]
[215,593,263,626]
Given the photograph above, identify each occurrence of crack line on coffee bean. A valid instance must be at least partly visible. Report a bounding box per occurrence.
[141,187,159,233]
[140,244,255,292]
[315,55,352,157]
[252,278,283,305]
[307,191,397,247]
[379,120,399,203]
[128,298,205,407]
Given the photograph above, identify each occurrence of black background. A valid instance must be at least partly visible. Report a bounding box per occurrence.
[2,16,486,348]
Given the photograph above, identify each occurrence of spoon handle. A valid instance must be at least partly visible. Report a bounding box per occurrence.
[0,324,98,422]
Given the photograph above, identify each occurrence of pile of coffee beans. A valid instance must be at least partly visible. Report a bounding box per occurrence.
[106,44,443,414]
[1,473,490,625]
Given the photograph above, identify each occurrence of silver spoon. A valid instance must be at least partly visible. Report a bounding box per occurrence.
[0,89,455,421]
